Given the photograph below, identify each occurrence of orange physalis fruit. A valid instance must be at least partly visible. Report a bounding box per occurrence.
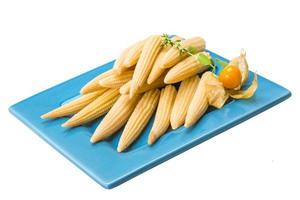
[219,65,242,89]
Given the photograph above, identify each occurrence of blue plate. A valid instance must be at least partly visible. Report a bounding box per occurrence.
[9,51,291,189]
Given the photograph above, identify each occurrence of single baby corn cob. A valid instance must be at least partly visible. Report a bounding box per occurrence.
[130,35,162,97]
[80,70,114,94]
[170,75,200,129]
[120,72,166,95]
[185,76,209,128]
[164,52,210,84]
[62,89,120,127]
[122,40,145,68]
[98,69,134,88]
[117,89,160,152]
[90,94,141,143]
[147,36,183,84]
[41,91,104,119]
[148,85,177,145]
[161,36,206,69]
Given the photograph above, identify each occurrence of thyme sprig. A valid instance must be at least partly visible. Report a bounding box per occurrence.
[161,34,216,73]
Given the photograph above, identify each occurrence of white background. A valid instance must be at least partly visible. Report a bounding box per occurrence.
[0,0,299,199]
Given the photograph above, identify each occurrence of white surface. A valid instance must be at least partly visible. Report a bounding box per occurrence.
[0,0,299,199]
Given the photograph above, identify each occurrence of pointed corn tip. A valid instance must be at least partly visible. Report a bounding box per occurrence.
[171,121,181,130]
[117,142,128,152]
[41,112,54,119]
[61,122,70,127]
[121,61,130,68]
[164,76,173,84]
[120,60,127,67]
[148,133,157,145]
[117,146,124,153]
[90,137,95,143]
[161,62,169,69]
[184,120,193,128]
[114,68,123,75]
[98,80,104,86]
[40,114,47,119]
[80,86,88,94]
[124,63,134,68]
[184,123,191,128]
[90,132,104,144]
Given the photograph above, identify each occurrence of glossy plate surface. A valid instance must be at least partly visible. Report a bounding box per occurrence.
[9,51,291,189]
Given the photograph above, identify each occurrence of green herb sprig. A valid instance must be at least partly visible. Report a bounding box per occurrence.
[161,34,216,73]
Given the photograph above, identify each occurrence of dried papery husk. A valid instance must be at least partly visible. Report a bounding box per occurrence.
[228,49,249,89]
[202,72,229,109]
[228,73,258,99]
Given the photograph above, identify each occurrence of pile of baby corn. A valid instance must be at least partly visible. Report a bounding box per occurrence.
[41,34,257,152]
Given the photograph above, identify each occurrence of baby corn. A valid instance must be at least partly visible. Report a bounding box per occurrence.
[148,85,177,145]
[80,70,114,94]
[117,89,160,152]
[120,72,166,95]
[162,36,206,68]
[62,89,120,127]
[90,94,141,143]
[164,53,209,84]
[185,76,209,128]
[170,75,200,129]
[147,36,183,84]
[41,91,104,119]
[123,40,145,68]
[130,35,162,97]
[99,70,134,88]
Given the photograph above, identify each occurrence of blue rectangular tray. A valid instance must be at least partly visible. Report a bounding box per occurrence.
[9,51,291,189]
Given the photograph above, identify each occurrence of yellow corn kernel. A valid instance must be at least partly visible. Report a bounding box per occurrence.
[98,69,134,88]
[117,89,160,152]
[90,94,141,143]
[164,53,209,84]
[170,75,200,129]
[148,85,177,145]
[130,35,162,97]
[120,72,166,95]
[161,36,206,68]
[41,91,105,119]
[122,40,145,68]
[62,89,120,127]
[147,36,183,84]
[185,76,209,128]
[80,70,114,94]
